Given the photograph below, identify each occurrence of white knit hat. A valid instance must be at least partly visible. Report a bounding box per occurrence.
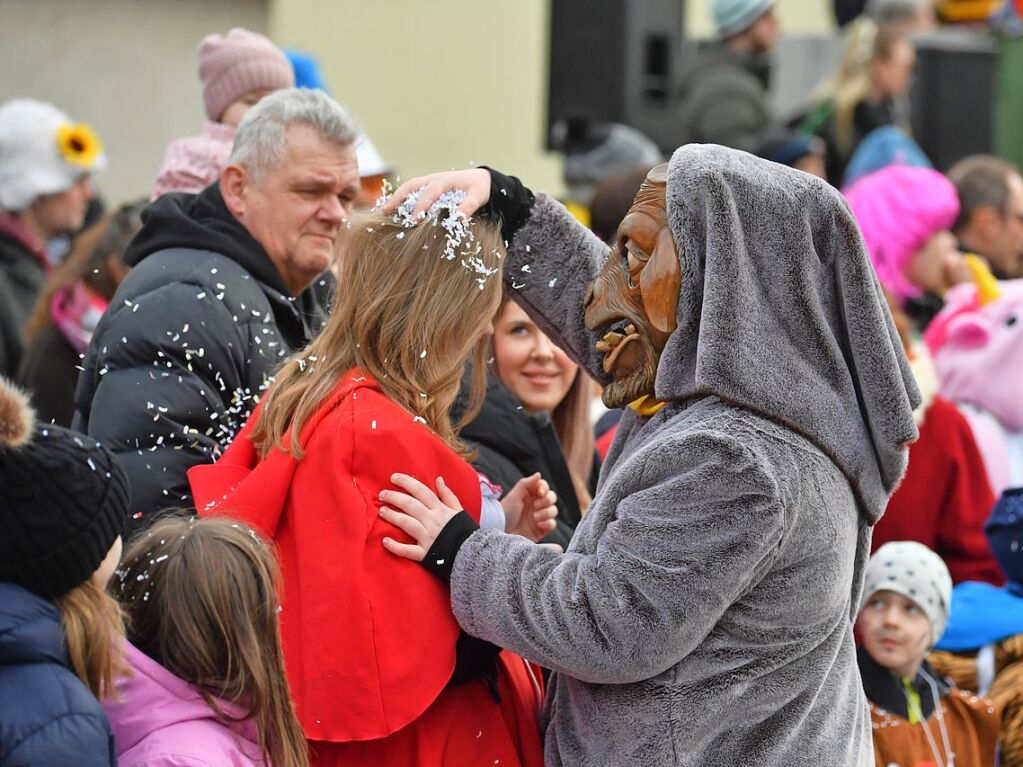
[0,99,107,212]
[862,541,953,643]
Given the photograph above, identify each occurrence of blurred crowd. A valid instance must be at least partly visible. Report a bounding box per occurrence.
[3,1,1023,765]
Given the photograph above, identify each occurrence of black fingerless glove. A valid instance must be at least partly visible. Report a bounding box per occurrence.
[479,166,536,244]
[421,510,478,581]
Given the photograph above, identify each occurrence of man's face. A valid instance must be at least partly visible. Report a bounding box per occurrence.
[749,6,781,54]
[872,37,916,100]
[225,124,360,295]
[584,163,680,409]
[28,174,92,239]
[989,173,1023,277]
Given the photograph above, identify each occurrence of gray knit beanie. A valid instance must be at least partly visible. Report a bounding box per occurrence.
[862,541,953,643]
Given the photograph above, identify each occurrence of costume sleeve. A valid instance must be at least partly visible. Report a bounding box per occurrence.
[73,281,252,530]
[499,193,613,386]
[448,430,784,684]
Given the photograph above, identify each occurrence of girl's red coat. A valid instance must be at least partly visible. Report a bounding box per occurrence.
[189,370,503,744]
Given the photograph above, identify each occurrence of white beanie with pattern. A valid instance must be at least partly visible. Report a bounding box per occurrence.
[862,541,953,643]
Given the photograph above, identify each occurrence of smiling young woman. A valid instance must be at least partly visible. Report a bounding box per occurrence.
[457,296,598,549]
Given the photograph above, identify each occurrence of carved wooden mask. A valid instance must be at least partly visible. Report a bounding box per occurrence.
[583,163,681,408]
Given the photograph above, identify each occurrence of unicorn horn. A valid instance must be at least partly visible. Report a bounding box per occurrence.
[964,253,1002,305]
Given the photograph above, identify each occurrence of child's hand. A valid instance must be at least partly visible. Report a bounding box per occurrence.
[501,472,558,542]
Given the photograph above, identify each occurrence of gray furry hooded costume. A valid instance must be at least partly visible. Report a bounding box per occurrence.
[428,144,920,765]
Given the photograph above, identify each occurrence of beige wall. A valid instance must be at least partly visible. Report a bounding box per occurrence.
[687,0,834,37]
[0,0,833,205]
[269,1,834,198]
[269,0,565,195]
[0,0,267,206]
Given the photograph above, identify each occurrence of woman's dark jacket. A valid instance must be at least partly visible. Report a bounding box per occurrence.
[458,374,597,550]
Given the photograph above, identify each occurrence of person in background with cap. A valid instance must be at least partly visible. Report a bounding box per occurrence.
[679,0,781,152]
[151,27,294,200]
[857,541,1000,767]
[0,99,105,378]
[0,377,130,767]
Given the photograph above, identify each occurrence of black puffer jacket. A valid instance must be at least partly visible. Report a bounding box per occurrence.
[0,232,47,379]
[73,184,329,535]
[459,374,597,550]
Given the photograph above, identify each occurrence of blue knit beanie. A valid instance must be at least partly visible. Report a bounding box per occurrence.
[712,0,774,38]
[986,489,1023,589]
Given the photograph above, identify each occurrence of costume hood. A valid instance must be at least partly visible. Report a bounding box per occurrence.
[660,144,919,522]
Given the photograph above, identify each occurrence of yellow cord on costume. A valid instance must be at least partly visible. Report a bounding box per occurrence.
[629,396,667,417]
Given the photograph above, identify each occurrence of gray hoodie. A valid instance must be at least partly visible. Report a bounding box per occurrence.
[449,144,920,766]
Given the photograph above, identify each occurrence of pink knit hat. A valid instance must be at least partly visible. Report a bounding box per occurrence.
[844,165,960,302]
[197,28,294,121]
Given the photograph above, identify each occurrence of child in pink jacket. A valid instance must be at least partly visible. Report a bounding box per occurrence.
[103,515,308,767]
[151,28,293,200]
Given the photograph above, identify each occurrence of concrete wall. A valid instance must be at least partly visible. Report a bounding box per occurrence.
[0,0,267,206]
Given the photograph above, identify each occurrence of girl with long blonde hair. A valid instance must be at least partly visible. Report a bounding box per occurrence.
[187,196,545,767]
[802,17,916,184]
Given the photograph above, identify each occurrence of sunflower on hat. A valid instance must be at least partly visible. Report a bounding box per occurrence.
[55,122,103,167]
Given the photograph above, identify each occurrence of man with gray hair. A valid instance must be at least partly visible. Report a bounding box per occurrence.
[74,88,360,532]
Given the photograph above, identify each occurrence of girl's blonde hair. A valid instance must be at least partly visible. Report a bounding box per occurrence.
[252,207,506,459]
[55,579,127,699]
[116,515,309,767]
[811,18,907,157]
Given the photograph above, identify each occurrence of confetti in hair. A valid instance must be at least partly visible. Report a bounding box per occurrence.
[378,186,500,288]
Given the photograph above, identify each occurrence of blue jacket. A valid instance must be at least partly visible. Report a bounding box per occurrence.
[0,582,116,766]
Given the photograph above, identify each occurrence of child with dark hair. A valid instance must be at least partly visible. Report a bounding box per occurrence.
[106,514,308,767]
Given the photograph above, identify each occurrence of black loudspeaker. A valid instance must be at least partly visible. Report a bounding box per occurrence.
[546,0,685,153]
[909,29,998,171]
